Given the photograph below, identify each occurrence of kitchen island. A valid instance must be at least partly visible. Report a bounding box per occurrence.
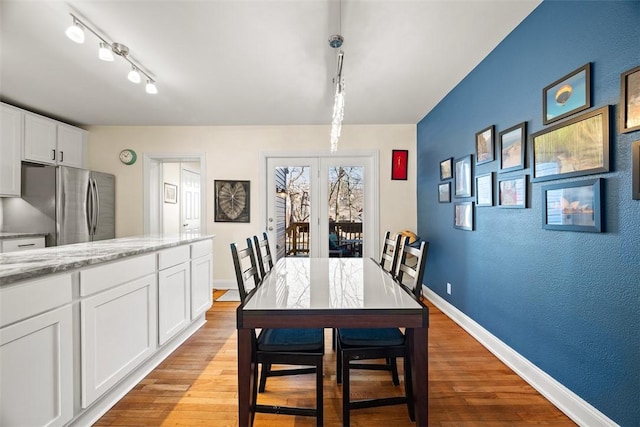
[0,234,215,427]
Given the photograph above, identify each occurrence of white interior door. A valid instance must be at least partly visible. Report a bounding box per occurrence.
[181,168,201,233]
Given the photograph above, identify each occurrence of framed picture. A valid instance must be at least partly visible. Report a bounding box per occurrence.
[391,149,408,180]
[620,65,640,134]
[543,63,591,125]
[476,172,493,207]
[633,140,640,200]
[163,183,177,204]
[453,201,474,231]
[475,125,495,165]
[438,182,451,203]
[498,175,527,208]
[499,122,526,172]
[440,157,453,180]
[531,106,610,183]
[214,180,250,222]
[542,178,603,232]
[454,155,473,197]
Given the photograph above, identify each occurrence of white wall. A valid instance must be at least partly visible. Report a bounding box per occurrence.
[162,163,180,234]
[86,124,417,284]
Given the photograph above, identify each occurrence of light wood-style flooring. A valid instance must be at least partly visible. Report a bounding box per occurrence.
[94,291,576,426]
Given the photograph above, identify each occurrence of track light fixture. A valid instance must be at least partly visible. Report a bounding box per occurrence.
[65,13,158,94]
[329,0,345,152]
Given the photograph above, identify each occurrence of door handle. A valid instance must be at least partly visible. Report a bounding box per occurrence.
[183,223,188,227]
[268,226,274,231]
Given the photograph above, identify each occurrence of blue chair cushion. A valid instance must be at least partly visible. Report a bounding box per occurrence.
[338,328,405,347]
[258,328,324,352]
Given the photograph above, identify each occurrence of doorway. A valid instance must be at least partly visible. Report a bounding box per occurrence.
[262,151,379,260]
[143,153,206,235]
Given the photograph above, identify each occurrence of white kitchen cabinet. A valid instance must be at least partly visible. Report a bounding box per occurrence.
[190,240,213,319]
[0,274,74,427]
[80,255,157,408]
[0,103,23,197]
[23,111,87,168]
[1,236,45,253]
[158,246,191,345]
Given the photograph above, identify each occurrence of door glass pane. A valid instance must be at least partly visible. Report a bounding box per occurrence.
[277,166,311,258]
[328,166,364,258]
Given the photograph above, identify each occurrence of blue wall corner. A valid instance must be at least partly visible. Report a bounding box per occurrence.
[416,1,640,425]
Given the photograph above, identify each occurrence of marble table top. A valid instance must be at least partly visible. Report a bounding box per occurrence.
[0,234,214,286]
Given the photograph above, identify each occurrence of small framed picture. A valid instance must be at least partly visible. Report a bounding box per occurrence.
[475,125,495,165]
[633,140,640,200]
[391,149,409,180]
[543,63,591,125]
[499,122,526,173]
[620,65,640,134]
[531,106,609,183]
[163,182,177,204]
[215,180,250,223]
[453,201,474,231]
[542,178,603,232]
[438,182,451,203]
[454,155,473,197]
[476,172,493,207]
[440,157,453,180]
[498,175,527,208]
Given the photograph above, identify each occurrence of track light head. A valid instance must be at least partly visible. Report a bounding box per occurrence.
[145,80,158,94]
[127,67,141,84]
[98,43,114,62]
[65,19,85,44]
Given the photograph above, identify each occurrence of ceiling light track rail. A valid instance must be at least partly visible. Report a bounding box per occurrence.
[65,13,158,94]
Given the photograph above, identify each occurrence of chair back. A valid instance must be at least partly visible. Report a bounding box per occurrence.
[230,239,261,303]
[396,240,429,299]
[253,232,274,279]
[379,232,406,276]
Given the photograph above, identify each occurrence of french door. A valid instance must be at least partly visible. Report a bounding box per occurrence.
[264,152,378,259]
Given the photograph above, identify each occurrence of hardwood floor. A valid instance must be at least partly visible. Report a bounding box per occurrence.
[94,290,575,426]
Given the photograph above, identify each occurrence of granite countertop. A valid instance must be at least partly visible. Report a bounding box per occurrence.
[0,232,48,240]
[0,233,215,286]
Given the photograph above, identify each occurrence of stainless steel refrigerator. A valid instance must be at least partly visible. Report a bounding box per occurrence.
[3,163,115,246]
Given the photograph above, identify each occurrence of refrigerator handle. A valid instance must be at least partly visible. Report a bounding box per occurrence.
[92,179,100,235]
[86,180,93,234]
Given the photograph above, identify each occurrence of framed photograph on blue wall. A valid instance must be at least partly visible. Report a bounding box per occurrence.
[633,140,640,200]
[499,122,526,173]
[453,201,474,231]
[438,182,451,203]
[475,125,495,165]
[542,178,603,232]
[620,65,640,134]
[454,155,473,197]
[543,63,591,125]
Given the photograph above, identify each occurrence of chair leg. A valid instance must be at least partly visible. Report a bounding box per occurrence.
[390,357,400,386]
[258,362,270,393]
[336,342,343,384]
[316,357,324,427]
[342,353,351,427]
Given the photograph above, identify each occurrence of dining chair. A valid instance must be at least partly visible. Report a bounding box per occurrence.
[336,239,429,427]
[230,239,325,426]
[379,231,407,275]
[253,231,274,279]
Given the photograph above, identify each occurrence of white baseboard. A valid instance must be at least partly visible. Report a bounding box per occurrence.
[212,279,236,290]
[423,287,618,427]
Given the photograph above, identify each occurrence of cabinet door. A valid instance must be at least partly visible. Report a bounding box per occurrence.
[0,104,22,196]
[57,124,87,168]
[0,305,73,427]
[158,262,191,345]
[24,113,57,165]
[81,274,157,408]
[191,254,213,319]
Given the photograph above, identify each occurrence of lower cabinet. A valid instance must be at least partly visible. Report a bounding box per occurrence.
[0,305,73,427]
[80,273,157,408]
[191,240,213,319]
[158,261,191,345]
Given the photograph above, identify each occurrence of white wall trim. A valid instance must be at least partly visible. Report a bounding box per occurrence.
[423,287,618,427]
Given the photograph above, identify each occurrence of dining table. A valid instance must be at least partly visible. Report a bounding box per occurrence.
[236,256,429,426]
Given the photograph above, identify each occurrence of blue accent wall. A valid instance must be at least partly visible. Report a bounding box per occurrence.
[416,1,639,425]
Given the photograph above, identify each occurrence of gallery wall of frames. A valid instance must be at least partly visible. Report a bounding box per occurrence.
[436,62,639,233]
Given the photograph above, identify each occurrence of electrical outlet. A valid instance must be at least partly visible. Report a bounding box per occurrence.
[446,282,452,295]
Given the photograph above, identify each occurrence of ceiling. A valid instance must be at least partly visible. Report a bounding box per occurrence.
[0,0,541,127]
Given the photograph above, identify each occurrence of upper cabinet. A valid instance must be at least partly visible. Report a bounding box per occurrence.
[0,104,23,196]
[24,112,87,169]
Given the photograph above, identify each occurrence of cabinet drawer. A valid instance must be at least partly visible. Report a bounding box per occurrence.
[80,254,156,296]
[158,245,190,270]
[191,239,212,259]
[2,236,45,252]
[0,273,73,328]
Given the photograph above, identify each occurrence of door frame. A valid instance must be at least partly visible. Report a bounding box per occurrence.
[260,150,380,258]
[143,153,207,235]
